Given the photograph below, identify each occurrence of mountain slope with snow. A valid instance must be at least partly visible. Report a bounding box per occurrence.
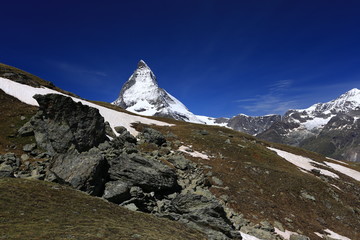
[0,77,172,136]
[112,60,203,123]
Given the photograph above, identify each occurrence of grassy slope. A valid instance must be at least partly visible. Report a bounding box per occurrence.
[0,89,37,155]
[0,178,205,240]
[134,121,360,240]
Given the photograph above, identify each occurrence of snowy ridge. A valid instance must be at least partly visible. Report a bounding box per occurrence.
[0,77,172,136]
[112,60,203,124]
[285,88,360,131]
[297,88,360,114]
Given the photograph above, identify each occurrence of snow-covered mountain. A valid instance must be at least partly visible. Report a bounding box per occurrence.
[112,60,203,123]
[258,88,360,161]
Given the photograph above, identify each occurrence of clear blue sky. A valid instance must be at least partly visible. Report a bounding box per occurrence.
[1,1,359,117]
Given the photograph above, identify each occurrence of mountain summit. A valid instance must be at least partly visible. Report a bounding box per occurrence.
[112,60,203,123]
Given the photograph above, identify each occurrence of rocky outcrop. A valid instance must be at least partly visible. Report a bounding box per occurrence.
[46,148,108,196]
[108,153,179,193]
[23,94,107,155]
[138,128,167,146]
[0,153,19,178]
[169,193,241,239]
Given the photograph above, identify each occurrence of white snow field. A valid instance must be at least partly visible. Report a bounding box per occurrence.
[268,147,339,179]
[314,229,351,240]
[0,77,172,136]
[324,161,360,182]
[268,147,360,182]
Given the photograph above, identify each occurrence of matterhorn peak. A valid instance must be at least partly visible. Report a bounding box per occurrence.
[137,59,150,69]
[112,61,203,123]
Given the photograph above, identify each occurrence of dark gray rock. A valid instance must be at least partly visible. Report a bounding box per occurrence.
[1,153,20,168]
[114,126,127,134]
[139,128,166,146]
[167,155,192,170]
[103,180,131,203]
[47,149,108,196]
[23,143,37,152]
[108,153,179,193]
[0,163,14,178]
[198,130,209,135]
[241,225,277,240]
[171,193,240,239]
[110,129,137,150]
[104,121,116,138]
[259,220,275,232]
[28,94,107,155]
[17,121,34,137]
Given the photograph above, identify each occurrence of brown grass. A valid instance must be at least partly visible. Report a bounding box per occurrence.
[0,178,206,240]
[133,121,360,240]
[0,89,37,155]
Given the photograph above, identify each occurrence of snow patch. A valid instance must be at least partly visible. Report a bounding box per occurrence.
[302,117,331,130]
[324,161,360,182]
[196,115,228,127]
[178,146,210,160]
[268,147,339,179]
[314,229,351,240]
[326,157,348,165]
[274,228,299,240]
[0,77,173,136]
[240,232,263,240]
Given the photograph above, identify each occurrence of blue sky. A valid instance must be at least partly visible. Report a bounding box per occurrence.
[1,1,359,117]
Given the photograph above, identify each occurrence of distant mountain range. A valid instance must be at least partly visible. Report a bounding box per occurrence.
[113,60,360,161]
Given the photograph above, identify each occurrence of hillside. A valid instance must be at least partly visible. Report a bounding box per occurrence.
[0,178,205,240]
[0,64,360,240]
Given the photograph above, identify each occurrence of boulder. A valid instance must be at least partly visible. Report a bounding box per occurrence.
[28,94,107,155]
[103,180,131,203]
[108,153,179,193]
[114,126,127,134]
[0,163,14,178]
[167,155,192,170]
[104,121,116,138]
[17,121,34,137]
[23,143,37,152]
[1,153,20,168]
[171,193,240,239]
[241,225,277,240]
[139,128,166,146]
[47,149,108,196]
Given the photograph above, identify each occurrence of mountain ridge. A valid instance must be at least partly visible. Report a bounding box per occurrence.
[112,60,203,123]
